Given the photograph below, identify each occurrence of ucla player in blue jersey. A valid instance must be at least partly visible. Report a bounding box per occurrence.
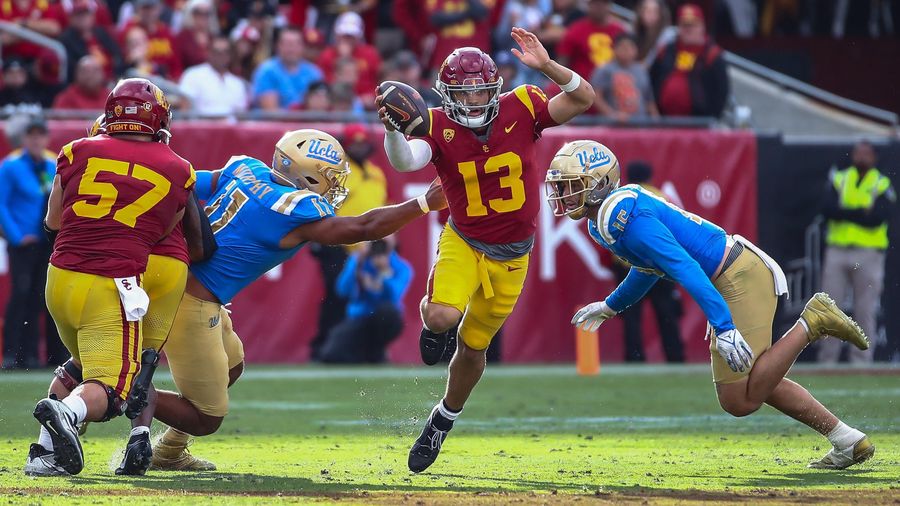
[546,140,875,470]
[138,129,446,471]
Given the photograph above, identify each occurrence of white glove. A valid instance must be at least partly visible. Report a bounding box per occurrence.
[571,301,617,332]
[715,328,754,372]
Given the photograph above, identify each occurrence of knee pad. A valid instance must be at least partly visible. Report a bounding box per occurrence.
[53,359,83,391]
[83,380,127,422]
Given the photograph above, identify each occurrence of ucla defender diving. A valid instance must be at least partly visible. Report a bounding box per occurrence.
[143,130,446,471]
[547,140,875,470]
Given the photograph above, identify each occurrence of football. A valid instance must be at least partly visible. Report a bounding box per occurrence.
[377,80,430,137]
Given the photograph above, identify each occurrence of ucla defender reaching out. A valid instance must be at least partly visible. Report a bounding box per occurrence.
[144,130,446,471]
[547,140,874,470]
[376,27,594,473]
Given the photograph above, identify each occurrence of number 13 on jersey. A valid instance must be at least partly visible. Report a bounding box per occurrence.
[457,151,525,217]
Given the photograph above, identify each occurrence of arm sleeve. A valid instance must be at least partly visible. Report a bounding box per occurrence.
[383,255,413,305]
[626,216,735,334]
[193,170,217,201]
[335,254,359,299]
[383,130,433,172]
[0,164,23,245]
[605,267,660,313]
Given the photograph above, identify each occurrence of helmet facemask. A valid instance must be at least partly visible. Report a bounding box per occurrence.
[435,77,503,129]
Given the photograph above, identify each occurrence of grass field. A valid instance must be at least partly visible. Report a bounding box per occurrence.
[0,364,898,504]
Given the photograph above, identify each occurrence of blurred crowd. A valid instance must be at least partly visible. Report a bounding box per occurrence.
[0,0,892,121]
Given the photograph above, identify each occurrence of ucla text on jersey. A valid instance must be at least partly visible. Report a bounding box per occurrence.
[191,156,334,303]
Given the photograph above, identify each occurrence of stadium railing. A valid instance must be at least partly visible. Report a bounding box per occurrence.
[0,21,68,83]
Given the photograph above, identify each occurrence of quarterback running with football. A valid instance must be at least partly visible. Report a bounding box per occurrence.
[546,140,874,470]
[376,28,594,472]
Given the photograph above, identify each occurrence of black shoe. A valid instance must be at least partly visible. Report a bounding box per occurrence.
[116,432,152,475]
[420,327,449,366]
[408,407,452,473]
[33,398,83,475]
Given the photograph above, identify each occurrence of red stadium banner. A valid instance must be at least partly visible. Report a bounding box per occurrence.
[0,121,756,364]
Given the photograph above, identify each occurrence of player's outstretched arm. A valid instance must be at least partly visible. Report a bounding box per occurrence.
[511,27,593,124]
[281,178,447,248]
[182,191,217,263]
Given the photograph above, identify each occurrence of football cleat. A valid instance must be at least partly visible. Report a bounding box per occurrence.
[150,440,216,472]
[32,398,83,475]
[800,293,868,349]
[408,407,451,473]
[115,432,153,475]
[420,327,450,366]
[77,421,89,436]
[808,436,875,470]
[24,443,68,477]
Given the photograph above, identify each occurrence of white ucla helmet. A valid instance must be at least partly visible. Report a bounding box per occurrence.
[273,129,350,209]
[545,140,620,219]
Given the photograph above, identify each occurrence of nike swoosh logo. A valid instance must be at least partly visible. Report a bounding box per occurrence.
[386,103,411,122]
[504,121,517,133]
[507,266,522,272]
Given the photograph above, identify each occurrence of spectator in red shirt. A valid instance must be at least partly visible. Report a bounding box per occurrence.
[174,0,217,69]
[556,0,626,80]
[0,0,66,60]
[51,56,111,110]
[649,3,729,117]
[392,0,430,57]
[62,0,114,28]
[424,0,494,72]
[60,0,124,81]
[119,0,182,79]
[536,0,585,59]
[302,27,326,65]
[317,11,380,107]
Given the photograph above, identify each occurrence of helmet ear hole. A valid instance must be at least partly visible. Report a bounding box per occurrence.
[305,176,319,185]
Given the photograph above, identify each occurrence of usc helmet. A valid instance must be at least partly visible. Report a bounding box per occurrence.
[545,140,620,220]
[87,113,105,137]
[435,47,503,129]
[104,78,172,143]
[273,129,350,209]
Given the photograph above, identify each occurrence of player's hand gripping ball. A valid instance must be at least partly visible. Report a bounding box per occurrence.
[375,81,430,137]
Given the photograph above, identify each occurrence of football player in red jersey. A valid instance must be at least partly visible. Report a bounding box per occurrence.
[25,78,195,477]
[376,27,594,472]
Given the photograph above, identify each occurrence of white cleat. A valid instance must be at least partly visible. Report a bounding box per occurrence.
[808,436,875,470]
[24,443,70,477]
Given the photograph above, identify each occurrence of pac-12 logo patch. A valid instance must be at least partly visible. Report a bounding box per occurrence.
[576,146,610,172]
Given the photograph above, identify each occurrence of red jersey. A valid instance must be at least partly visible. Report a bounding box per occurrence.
[120,21,183,79]
[420,85,557,244]
[425,0,496,71]
[151,221,189,264]
[557,18,626,80]
[318,43,382,101]
[52,135,195,277]
[0,0,66,59]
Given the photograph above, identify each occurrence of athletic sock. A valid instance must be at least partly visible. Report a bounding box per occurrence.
[61,395,87,425]
[431,399,460,431]
[161,427,191,448]
[38,427,54,451]
[826,421,865,449]
[130,426,150,438]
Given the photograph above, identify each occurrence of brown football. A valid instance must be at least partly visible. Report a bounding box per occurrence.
[377,80,431,137]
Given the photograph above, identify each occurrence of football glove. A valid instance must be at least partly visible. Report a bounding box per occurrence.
[715,328,754,372]
[571,301,617,332]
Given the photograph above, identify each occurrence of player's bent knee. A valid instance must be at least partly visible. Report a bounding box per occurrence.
[718,397,761,418]
[194,413,224,436]
[423,304,461,333]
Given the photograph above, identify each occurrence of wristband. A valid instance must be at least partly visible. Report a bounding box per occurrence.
[416,194,430,214]
[557,72,582,93]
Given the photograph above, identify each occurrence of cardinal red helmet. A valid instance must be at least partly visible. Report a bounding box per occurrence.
[435,47,503,129]
[104,78,172,142]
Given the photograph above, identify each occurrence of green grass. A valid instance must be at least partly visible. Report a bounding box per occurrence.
[0,364,898,504]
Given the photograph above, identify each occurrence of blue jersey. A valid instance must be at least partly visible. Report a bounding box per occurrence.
[190,156,334,303]
[587,184,734,333]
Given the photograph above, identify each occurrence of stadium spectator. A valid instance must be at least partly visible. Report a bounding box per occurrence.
[59,0,126,81]
[612,161,684,362]
[424,0,494,72]
[494,51,525,92]
[714,0,756,37]
[179,35,248,116]
[298,81,333,114]
[818,141,896,364]
[302,27,327,65]
[310,123,389,361]
[591,33,659,121]
[174,0,218,69]
[382,51,434,106]
[495,0,550,52]
[537,0,586,59]
[0,116,64,369]
[252,27,323,110]
[0,59,42,109]
[556,0,626,80]
[633,0,676,64]
[391,0,430,57]
[63,0,115,28]
[0,0,65,61]
[649,3,729,117]
[317,11,381,106]
[330,81,365,119]
[313,0,378,43]
[51,56,111,110]
[119,0,183,79]
[319,238,412,364]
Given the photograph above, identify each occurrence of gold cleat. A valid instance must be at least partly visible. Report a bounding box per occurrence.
[800,293,868,349]
[808,436,875,470]
[149,440,217,472]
